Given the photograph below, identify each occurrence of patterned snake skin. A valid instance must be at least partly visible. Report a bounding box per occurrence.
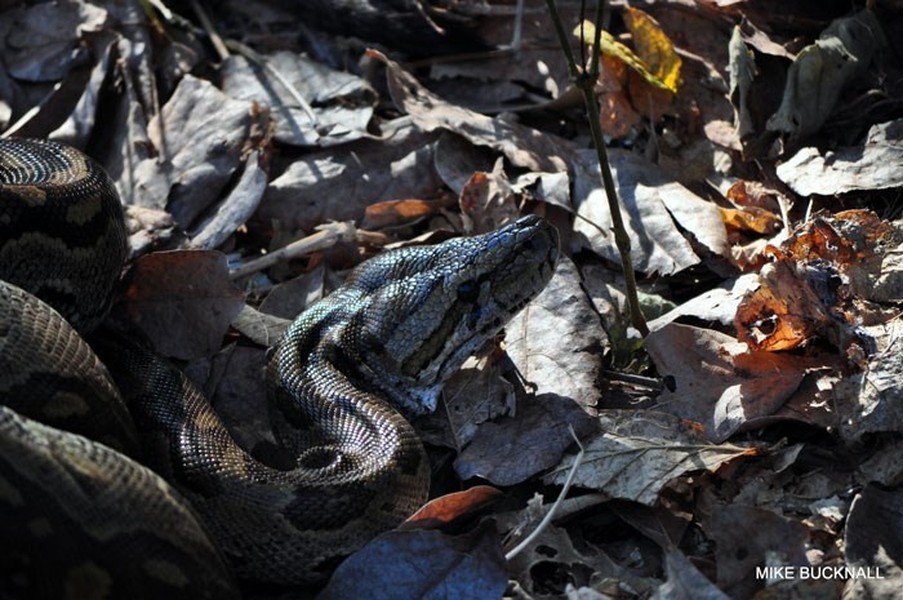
[0,138,560,594]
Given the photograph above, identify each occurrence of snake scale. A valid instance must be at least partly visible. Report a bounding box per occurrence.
[0,138,560,596]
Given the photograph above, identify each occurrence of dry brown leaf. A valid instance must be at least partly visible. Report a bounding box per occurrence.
[844,485,903,599]
[257,118,443,232]
[544,410,758,505]
[118,250,244,360]
[221,51,375,147]
[646,324,833,441]
[700,504,808,597]
[505,257,605,413]
[360,198,444,230]
[405,486,502,529]
[454,393,596,487]
[458,164,522,234]
[372,49,570,174]
[572,149,729,275]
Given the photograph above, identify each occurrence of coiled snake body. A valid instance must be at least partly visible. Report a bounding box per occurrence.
[0,138,559,596]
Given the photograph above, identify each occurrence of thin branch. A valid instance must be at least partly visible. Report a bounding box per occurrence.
[229,221,356,280]
[544,0,649,336]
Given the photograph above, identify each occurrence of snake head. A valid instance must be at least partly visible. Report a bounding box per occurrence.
[342,215,560,415]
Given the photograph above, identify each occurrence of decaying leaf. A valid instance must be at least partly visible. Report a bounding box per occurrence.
[735,210,899,352]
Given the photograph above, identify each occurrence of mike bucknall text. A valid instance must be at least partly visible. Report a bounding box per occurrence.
[756,566,884,580]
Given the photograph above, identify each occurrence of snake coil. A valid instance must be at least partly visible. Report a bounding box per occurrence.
[0,138,559,595]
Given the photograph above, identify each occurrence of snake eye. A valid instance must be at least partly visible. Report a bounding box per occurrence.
[457,280,479,303]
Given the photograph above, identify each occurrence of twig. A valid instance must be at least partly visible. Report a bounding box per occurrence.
[189,0,229,61]
[544,0,649,336]
[224,39,319,127]
[505,426,585,561]
[229,221,357,280]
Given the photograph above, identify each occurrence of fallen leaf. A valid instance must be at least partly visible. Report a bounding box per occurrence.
[118,250,245,360]
[257,118,443,232]
[405,486,503,529]
[191,149,269,250]
[505,256,606,413]
[221,51,375,147]
[360,198,445,230]
[767,10,885,143]
[373,50,570,174]
[544,410,757,504]
[700,504,808,597]
[455,393,596,486]
[319,522,506,600]
[844,484,903,600]
[777,118,903,195]
[652,546,730,600]
[646,324,832,441]
[572,149,729,275]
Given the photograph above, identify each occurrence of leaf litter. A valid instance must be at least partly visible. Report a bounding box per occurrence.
[3,0,903,598]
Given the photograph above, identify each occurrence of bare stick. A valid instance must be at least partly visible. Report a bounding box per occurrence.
[505,426,585,560]
[229,221,357,280]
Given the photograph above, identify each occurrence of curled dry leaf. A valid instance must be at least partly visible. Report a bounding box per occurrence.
[766,10,885,143]
[735,210,898,352]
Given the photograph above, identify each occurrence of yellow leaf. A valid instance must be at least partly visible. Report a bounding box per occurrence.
[623,7,682,93]
[574,16,680,94]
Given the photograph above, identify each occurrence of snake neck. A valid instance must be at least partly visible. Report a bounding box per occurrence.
[272,215,561,420]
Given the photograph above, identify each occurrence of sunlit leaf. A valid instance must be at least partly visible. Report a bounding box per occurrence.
[623,7,682,93]
[574,19,676,93]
